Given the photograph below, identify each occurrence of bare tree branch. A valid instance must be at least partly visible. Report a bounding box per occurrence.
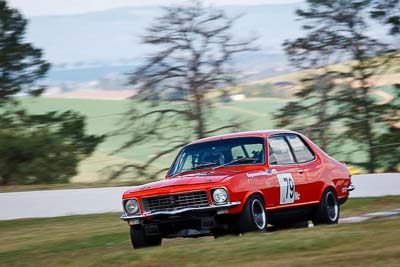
[111,1,257,180]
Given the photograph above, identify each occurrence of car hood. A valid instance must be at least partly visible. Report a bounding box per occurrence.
[124,171,238,194]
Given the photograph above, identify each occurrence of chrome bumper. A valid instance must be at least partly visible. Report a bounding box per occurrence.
[347,184,356,192]
[120,201,241,221]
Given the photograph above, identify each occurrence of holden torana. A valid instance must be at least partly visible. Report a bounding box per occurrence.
[121,130,354,249]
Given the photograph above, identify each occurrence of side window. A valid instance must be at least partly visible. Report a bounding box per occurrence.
[268,136,295,165]
[286,134,315,163]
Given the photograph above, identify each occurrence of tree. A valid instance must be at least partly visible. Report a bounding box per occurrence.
[275,0,397,172]
[370,2,400,172]
[372,83,400,172]
[0,107,104,185]
[0,1,104,185]
[112,1,256,179]
[371,0,400,35]
[274,71,340,151]
[0,0,50,101]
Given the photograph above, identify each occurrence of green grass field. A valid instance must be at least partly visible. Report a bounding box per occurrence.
[16,97,369,182]
[20,97,289,182]
[0,196,399,267]
[18,78,396,183]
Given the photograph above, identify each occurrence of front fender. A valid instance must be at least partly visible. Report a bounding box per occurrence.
[228,189,266,214]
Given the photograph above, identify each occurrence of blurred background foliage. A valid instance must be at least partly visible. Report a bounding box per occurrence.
[0,0,399,186]
[0,0,104,185]
[274,0,400,173]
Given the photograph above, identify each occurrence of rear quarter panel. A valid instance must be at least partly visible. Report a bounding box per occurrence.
[300,134,351,203]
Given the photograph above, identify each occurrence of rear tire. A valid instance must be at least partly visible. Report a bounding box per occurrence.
[312,188,340,225]
[130,227,162,249]
[237,195,267,233]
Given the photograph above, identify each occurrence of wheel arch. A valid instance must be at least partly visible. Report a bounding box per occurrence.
[317,184,338,202]
[240,190,266,212]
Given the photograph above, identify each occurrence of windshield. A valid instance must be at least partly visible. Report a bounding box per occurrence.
[168,137,265,176]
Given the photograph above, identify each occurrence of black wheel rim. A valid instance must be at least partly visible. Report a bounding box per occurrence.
[252,199,266,229]
[326,191,338,221]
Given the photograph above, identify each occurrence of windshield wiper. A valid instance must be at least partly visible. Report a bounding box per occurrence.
[191,162,218,170]
[212,157,258,170]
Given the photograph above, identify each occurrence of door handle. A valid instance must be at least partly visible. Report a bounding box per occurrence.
[297,169,304,174]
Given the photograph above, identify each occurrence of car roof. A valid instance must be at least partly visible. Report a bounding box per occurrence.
[189,129,299,145]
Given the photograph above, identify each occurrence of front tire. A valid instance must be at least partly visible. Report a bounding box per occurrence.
[237,195,267,233]
[312,188,340,225]
[130,227,162,249]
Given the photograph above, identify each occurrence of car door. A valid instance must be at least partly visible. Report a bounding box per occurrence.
[285,134,322,203]
[268,135,307,207]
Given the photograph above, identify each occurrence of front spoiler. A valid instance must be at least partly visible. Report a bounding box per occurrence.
[120,201,241,221]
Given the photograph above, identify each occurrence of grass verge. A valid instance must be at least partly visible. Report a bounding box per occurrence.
[341,195,400,217]
[0,196,400,267]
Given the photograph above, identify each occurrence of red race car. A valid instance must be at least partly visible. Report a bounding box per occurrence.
[121,130,355,249]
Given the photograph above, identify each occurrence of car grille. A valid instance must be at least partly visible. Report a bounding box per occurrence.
[142,190,210,212]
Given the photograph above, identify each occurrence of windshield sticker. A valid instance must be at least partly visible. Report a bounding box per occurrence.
[246,170,270,178]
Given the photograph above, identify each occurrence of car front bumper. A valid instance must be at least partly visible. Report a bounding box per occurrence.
[120,201,241,221]
[347,184,356,192]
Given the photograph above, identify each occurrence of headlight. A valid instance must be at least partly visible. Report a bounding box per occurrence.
[124,199,139,214]
[212,188,228,204]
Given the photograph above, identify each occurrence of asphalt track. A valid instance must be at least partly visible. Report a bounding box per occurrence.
[0,173,399,220]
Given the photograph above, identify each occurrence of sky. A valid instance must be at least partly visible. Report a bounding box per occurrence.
[8,0,304,16]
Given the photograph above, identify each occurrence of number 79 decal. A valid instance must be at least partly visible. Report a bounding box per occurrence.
[277,173,295,204]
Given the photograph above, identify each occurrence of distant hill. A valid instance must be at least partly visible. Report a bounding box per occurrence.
[27,4,304,63]
[26,4,307,83]
[25,3,390,85]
